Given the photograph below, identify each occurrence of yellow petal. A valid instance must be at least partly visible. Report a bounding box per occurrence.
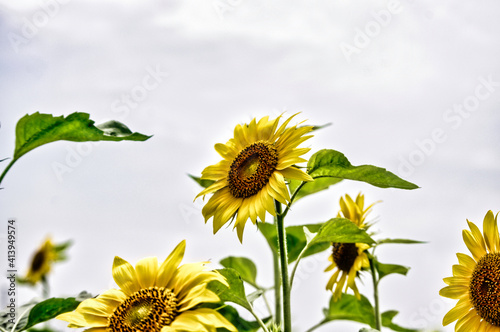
[442,298,471,325]
[277,166,313,182]
[178,284,220,311]
[483,210,499,252]
[456,253,477,270]
[439,285,468,299]
[112,257,140,295]
[135,257,158,288]
[156,240,186,287]
[463,230,487,260]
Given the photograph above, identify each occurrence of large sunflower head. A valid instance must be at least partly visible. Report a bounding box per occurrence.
[57,240,236,332]
[325,193,377,301]
[440,210,500,331]
[195,113,314,242]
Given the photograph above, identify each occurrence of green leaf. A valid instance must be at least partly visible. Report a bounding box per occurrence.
[288,177,343,201]
[360,329,380,332]
[220,257,258,287]
[309,218,375,246]
[24,297,81,331]
[14,112,151,161]
[258,223,330,263]
[207,268,252,312]
[382,310,418,332]
[0,299,38,332]
[188,174,215,189]
[375,261,410,281]
[323,294,376,328]
[215,305,270,332]
[377,238,426,245]
[307,149,418,190]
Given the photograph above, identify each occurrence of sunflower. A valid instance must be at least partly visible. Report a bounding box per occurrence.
[22,237,71,285]
[325,193,376,300]
[57,240,236,332]
[440,210,500,331]
[195,114,313,242]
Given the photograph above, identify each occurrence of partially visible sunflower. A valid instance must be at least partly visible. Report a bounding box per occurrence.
[195,114,314,242]
[440,210,500,331]
[22,237,70,285]
[325,193,377,301]
[57,240,236,332]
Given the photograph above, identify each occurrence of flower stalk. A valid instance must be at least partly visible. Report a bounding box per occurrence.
[369,255,381,331]
[275,200,292,332]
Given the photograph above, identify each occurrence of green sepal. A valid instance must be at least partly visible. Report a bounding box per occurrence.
[307,149,418,190]
[188,174,215,189]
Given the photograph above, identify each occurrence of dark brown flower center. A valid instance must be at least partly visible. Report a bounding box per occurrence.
[108,287,178,332]
[469,253,500,326]
[332,243,359,272]
[31,250,47,273]
[228,141,278,198]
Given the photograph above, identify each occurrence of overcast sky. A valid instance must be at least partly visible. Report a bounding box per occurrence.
[1,1,500,331]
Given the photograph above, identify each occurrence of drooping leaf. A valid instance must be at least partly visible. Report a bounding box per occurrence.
[323,294,376,328]
[309,218,375,246]
[307,149,418,190]
[382,310,418,332]
[288,177,343,202]
[375,261,410,281]
[23,297,81,331]
[207,268,252,312]
[377,238,425,245]
[188,174,215,189]
[14,112,151,161]
[220,257,258,287]
[258,223,329,263]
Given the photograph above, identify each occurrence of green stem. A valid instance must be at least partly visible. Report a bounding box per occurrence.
[281,181,306,219]
[273,217,282,326]
[304,320,327,332]
[41,276,50,299]
[275,200,292,332]
[0,159,16,187]
[369,257,381,331]
[249,305,271,332]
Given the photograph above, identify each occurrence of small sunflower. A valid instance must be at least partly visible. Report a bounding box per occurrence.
[325,193,376,300]
[195,114,313,242]
[57,240,236,332]
[22,237,69,285]
[440,210,500,331]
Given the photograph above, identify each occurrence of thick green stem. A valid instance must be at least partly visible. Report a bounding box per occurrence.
[369,257,381,331]
[275,200,292,332]
[273,217,282,326]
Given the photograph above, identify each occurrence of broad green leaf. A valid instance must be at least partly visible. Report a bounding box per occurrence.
[220,257,258,287]
[310,218,375,246]
[377,238,425,245]
[323,294,376,328]
[307,149,418,190]
[207,268,252,312]
[0,299,39,332]
[375,261,410,281]
[24,297,81,331]
[14,112,151,160]
[382,310,418,332]
[188,174,215,189]
[258,223,330,263]
[288,177,343,201]
[215,305,271,332]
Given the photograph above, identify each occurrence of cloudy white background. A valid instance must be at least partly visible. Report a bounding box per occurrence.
[1,1,499,331]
